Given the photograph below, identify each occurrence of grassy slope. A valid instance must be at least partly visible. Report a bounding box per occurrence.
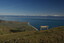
[0,20,64,43]
[0,26,64,43]
[0,20,35,35]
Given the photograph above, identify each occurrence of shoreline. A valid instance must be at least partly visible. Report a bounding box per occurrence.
[28,22,39,31]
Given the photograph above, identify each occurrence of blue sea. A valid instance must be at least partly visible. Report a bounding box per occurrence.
[0,15,64,30]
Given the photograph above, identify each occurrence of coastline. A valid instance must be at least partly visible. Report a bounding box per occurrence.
[28,22,39,31]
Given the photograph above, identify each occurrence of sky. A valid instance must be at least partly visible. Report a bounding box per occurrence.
[0,0,64,16]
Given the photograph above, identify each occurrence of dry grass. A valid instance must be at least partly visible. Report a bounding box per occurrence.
[0,26,64,43]
[0,20,64,43]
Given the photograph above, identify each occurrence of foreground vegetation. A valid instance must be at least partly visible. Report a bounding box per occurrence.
[0,26,64,43]
[0,20,64,43]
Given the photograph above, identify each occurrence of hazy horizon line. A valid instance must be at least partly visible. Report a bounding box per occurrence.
[0,15,64,16]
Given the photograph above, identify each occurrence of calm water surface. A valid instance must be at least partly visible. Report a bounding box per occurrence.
[1,16,64,30]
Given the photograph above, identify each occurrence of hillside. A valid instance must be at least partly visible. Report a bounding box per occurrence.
[0,27,64,43]
[0,20,64,43]
[0,20,35,35]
